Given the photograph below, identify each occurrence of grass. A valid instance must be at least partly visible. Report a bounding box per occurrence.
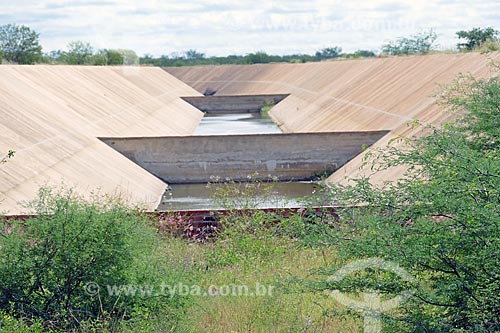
[149,208,362,333]
[166,232,361,333]
[1,188,361,332]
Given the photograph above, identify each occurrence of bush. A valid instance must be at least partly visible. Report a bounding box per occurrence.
[0,187,184,331]
[479,39,500,53]
[315,47,343,60]
[88,51,108,66]
[0,24,42,64]
[302,72,500,332]
[457,27,499,51]
[0,310,45,332]
[382,30,437,56]
[61,41,94,65]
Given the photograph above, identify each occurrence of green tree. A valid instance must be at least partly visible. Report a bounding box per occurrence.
[0,24,42,64]
[103,49,123,65]
[42,50,63,64]
[118,49,139,65]
[315,46,342,59]
[62,41,94,65]
[457,27,499,51]
[310,72,500,332]
[0,188,182,331]
[382,30,437,56]
[88,50,107,65]
[354,50,376,57]
[245,51,272,64]
[184,49,205,60]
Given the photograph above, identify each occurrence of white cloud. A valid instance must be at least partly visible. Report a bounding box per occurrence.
[0,0,498,56]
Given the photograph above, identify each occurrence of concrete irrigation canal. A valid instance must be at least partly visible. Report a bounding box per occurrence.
[101,94,388,210]
[3,53,497,214]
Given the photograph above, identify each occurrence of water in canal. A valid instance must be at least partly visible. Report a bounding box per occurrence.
[158,111,320,211]
[157,181,321,211]
[194,113,281,135]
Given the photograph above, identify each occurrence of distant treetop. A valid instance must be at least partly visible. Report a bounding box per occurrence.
[456,27,499,51]
[0,23,42,64]
[382,30,437,56]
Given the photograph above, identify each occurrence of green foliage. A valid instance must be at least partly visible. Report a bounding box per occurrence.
[457,27,499,51]
[315,46,343,60]
[260,101,275,118]
[244,51,271,64]
[310,72,500,331]
[342,50,377,59]
[140,47,349,67]
[41,50,63,64]
[114,49,139,66]
[0,187,186,331]
[207,210,287,269]
[88,50,108,66]
[0,24,42,64]
[382,30,437,56]
[0,310,45,332]
[173,213,358,332]
[354,50,376,58]
[208,175,283,210]
[104,49,124,65]
[48,47,138,66]
[479,39,500,53]
[184,49,205,60]
[61,41,94,64]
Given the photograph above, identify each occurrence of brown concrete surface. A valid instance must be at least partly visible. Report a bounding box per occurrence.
[100,131,388,183]
[181,94,289,113]
[165,52,500,184]
[0,66,204,214]
[3,53,499,214]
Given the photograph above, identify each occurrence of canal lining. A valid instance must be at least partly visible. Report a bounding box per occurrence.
[181,94,290,114]
[101,94,389,210]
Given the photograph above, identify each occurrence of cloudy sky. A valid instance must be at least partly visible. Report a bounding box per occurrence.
[0,0,499,57]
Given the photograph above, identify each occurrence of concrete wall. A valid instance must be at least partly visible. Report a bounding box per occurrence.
[0,66,204,214]
[101,131,388,183]
[164,54,500,186]
[181,94,289,114]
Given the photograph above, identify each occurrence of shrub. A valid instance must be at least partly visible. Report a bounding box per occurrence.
[382,30,437,56]
[457,27,499,51]
[300,72,500,332]
[0,187,183,331]
[0,24,42,64]
[0,310,45,333]
[479,39,500,53]
[315,47,343,60]
[60,41,94,65]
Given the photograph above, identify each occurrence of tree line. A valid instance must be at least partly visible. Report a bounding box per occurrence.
[0,23,498,66]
